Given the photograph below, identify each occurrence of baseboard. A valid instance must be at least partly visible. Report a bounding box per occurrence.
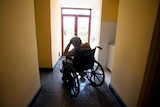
[107,67,111,72]
[39,68,53,71]
[27,86,42,107]
[52,56,64,72]
[39,57,63,72]
[109,84,126,107]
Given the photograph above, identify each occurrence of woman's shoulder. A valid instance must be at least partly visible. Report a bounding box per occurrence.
[82,42,90,46]
[80,43,91,50]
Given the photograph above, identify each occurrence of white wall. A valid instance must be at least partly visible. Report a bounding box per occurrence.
[111,0,159,107]
[99,22,117,69]
[90,0,102,60]
[0,0,41,106]
[98,0,119,70]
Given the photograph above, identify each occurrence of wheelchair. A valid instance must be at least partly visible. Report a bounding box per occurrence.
[61,46,105,97]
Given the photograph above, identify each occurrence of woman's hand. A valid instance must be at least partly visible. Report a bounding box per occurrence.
[70,39,73,45]
[65,42,71,52]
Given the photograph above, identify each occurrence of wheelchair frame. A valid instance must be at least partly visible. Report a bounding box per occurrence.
[61,46,105,97]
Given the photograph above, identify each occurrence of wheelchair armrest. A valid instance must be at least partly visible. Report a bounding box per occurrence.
[66,56,73,61]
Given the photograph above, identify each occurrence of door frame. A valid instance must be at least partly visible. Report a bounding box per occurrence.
[61,8,91,53]
[137,4,160,107]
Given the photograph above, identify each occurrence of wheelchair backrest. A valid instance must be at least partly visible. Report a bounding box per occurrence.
[73,49,95,70]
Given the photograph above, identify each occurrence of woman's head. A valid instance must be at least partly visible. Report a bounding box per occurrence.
[70,37,82,48]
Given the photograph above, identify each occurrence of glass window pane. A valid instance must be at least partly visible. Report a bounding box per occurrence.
[62,9,90,15]
[77,17,89,43]
[63,16,75,51]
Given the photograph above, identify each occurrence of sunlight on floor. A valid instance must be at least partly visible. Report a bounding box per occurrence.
[104,70,111,86]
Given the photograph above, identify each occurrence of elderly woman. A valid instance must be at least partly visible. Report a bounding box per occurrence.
[63,37,91,56]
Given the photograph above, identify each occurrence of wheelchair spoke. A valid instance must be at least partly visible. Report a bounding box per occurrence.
[95,71,103,76]
[89,71,93,79]
[91,73,101,83]
[69,78,79,96]
[94,75,96,82]
[95,74,101,82]
[86,61,105,86]
[71,87,75,93]
[92,65,97,70]
[71,86,78,93]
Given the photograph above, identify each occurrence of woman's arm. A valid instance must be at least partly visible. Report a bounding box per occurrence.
[64,42,71,53]
[63,42,75,56]
[63,49,75,56]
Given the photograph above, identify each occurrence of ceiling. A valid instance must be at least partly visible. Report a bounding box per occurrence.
[58,0,97,8]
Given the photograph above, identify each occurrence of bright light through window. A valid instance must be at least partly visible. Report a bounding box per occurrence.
[62,9,90,15]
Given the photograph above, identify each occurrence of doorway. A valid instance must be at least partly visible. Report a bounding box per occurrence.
[61,8,91,52]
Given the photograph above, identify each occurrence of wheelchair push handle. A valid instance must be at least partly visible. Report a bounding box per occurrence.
[95,46,102,50]
[92,46,102,54]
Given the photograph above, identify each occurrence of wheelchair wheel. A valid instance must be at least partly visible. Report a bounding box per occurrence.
[63,63,80,97]
[86,60,105,86]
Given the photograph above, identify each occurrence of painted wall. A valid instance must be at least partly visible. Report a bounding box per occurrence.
[90,0,103,60]
[111,0,159,107]
[34,0,52,68]
[99,0,119,69]
[102,0,119,22]
[0,0,41,106]
[50,0,62,67]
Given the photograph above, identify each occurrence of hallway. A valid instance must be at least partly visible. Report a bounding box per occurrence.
[32,58,121,107]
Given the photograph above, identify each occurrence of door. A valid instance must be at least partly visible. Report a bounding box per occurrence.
[62,8,91,52]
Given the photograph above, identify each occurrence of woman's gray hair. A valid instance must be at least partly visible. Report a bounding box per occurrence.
[70,37,82,47]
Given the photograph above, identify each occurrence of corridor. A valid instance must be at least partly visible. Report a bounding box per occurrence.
[32,58,121,107]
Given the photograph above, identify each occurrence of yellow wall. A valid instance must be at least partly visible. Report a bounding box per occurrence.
[50,0,62,67]
[0,0,41,106]
[34,0,52,68]
[102,0,119,22]
[111,0,159,107]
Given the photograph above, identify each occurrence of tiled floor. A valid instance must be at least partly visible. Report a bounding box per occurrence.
[32,57,120,107]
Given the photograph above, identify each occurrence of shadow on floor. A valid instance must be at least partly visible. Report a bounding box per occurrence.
[32,57,121,107]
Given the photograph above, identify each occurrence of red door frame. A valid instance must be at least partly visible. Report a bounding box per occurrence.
[61,8,91,54]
